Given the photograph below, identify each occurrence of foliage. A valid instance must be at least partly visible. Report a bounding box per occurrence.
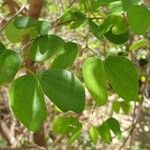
[0,0,150,146]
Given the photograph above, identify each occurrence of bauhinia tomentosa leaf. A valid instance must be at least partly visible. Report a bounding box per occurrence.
[9,75,47,131]
[106,117,121,137]
[14,16,37,29]
[88,20,103,40]
[5,21,30,43]
[129,38,149,51]
[38,69,85,113]
[98,121,112,143]
[53,116,82,142]
[51,42,79,69]
[89,126,99,144]
[99,15,129,44]
[82,57,108,105]
[104,55,139,101]
[29,34,64,61]
[89,117,121,143]
[127,5,150,34]
[0,50,22,85]
[36,20,50,35]
[59,11,86,29]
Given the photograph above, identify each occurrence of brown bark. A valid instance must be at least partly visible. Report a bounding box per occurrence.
[26,0,46,148]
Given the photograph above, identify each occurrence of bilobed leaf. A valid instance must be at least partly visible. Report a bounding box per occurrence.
[101,15,128,44]
[106,117,121,137]
[82,57,108,105]
[51,42,79,69]
[98,122,112,143]
[9,75,47,131]
[0,50,22,85]
[5,21,30,43]
[111,16,128,35]
[0,42,6,55]
[38,69,85,113]
[14,16,37,29]
[89,126,99,144]
[127,5,150,34]
[29,34,64,61]
[104,55,139,101]
[52,116,82,142]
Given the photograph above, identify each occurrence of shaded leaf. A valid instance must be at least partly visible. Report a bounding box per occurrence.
[14,16,37,29]
[0,50,22,85]
[106,117,121,137]
[29,34,64,61]
[51,42,79,69]
[98,122,112,143]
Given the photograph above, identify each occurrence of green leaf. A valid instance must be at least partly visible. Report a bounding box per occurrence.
[122,0,141,11]
[111,16,128,35]
[101,15,128,44]
[69,129,81,143]
[59,11,75,24]
[51,42,79,69]
[127,5,150,34]
[0,50,22,85]
[0,42,6,55]
[109,1,124,14]
[29,34,64,61]
[5,21,30,43]
[36,20,50,35]
[9,75,47,131]
[106,117,121,137]
[105,30,129,44]
[104,55,139,101]
[112,101,121,113]
[82,57,108,105]
[89,20,103,40]
[98,122,112,143]
[129,38,149,51]
[52,116,82,141]
[14,16,37,29]
[89,126,99,144]
[120,101,131,114]
[59,11,86,28]
[70,12,86,29]
[38,69,85,113]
